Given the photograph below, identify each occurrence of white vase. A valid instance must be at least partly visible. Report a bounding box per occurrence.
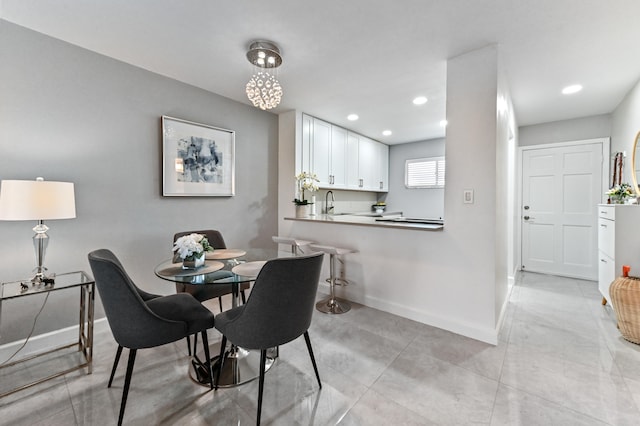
[182,254,205,269]
[295,204,310,218]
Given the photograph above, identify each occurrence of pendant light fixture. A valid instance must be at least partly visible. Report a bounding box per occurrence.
[245,40,283,110]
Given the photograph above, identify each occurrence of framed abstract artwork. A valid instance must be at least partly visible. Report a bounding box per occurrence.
[162,116,235,196]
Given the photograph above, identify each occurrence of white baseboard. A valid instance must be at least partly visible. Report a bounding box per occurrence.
[0,318,109,363]
[317,281,498,345]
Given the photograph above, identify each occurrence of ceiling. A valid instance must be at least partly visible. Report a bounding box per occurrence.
[2,0,640,144]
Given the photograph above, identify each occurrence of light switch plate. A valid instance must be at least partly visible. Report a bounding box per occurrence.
[463,189,474,204]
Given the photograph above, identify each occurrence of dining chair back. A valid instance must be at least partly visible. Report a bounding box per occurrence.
[88,249,215,426]
[214,252,324,425]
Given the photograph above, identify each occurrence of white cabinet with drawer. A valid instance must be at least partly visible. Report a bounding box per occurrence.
[597,204,640,305]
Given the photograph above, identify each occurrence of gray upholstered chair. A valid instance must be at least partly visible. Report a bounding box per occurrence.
[214,252,324,425]
[88,249,215,426]
[173,230,249,355]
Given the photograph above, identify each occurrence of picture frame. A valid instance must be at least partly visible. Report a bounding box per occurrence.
[162,116,235,196]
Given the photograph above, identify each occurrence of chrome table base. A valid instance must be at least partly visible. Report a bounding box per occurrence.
[190,345,277,388]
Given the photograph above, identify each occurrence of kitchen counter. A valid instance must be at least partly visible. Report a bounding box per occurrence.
[284,214,444,231]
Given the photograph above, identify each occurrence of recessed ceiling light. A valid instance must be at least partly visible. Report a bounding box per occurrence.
[562,84,583,95]
[413,96,428,105]
[382,130,392,136]
[440,120,448,127]
[347,114,359,121]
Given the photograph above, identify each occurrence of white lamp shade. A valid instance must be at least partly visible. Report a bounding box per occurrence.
[0,179,76,221]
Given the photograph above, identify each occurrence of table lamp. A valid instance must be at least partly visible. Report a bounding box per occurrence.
[0,177,76,284]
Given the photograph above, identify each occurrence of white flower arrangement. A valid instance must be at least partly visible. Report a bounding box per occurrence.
[172,233,213,261]
[294,172,319,205]
[606,183,634,203]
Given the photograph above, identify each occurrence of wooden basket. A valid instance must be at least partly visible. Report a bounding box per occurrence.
[609,276,640,344]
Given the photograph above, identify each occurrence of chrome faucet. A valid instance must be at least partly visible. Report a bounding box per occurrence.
[325,190,335,214]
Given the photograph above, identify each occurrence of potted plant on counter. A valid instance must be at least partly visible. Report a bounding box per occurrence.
[607,183,635,204]
[293,172,319,218]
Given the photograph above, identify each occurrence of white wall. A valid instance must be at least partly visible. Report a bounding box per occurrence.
[286,46,512,344]
[385,138,445,219]
[0,21,279,343]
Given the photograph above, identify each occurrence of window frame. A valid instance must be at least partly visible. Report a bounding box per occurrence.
[404,156,445,189]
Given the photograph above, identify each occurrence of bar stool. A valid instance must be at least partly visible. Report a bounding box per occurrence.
[310,244,355,314]
[272,236,315,256]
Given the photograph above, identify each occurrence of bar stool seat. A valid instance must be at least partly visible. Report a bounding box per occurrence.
[272,236,315,256]
[309,244,356,314]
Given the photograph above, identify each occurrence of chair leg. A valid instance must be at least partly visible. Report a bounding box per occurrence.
[303,331,322,389]
[201,330,214,390]
[214,335,227,390]
[218,296,223,312]
[108,345,123,388]
[186,335,192,356]
[192,332,199,355]
[241,289,247,304]
[257,349,267,426]
[118,349,137,426]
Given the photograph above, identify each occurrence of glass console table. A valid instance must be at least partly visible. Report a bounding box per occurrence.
[0,271,95,398]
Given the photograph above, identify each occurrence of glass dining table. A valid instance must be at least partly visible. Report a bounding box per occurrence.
[154,248,289,388]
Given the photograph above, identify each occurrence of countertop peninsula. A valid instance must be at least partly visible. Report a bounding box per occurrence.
[284,213,444,231]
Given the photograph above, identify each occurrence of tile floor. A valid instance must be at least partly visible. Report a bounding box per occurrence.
[1,272,640,425]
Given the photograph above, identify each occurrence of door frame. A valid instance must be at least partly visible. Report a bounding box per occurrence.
[516,138,610,276]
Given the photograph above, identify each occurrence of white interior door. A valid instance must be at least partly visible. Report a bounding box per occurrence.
[521,142,603,280]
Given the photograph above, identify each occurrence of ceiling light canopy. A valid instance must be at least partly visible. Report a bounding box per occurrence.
[245,40,283,110]
[347,114,359,121]
[382,130,392,136]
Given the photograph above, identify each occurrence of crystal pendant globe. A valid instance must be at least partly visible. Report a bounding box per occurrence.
[246,71,283,110]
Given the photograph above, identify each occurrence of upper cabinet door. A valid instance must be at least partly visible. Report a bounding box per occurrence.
[301,114,312,174]
[330,125,347,187]
[358,136,378,190]
[377,142,389,192]
[311,117,331,186]
[346,132,360,190]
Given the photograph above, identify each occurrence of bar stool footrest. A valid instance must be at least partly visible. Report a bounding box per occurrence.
[325,277,349,286]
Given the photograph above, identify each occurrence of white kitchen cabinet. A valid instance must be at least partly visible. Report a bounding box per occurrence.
[301,113,388,192]
[306,116,347,188]
[597,204,640,306]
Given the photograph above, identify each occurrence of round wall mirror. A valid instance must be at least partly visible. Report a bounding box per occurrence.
[633,131,640,196]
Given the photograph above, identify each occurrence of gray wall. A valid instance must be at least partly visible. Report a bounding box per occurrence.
[0,21,279,343]
[611,77,640,185]
[518,114,612,146]
[385,138,445,218]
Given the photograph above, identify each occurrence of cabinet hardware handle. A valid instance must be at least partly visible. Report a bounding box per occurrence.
[600,224,607,227]
[600,259,607,263]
